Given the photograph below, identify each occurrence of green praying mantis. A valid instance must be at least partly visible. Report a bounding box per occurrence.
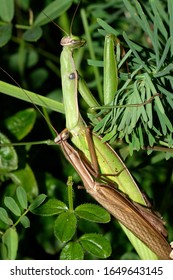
[0,8,172,260]
[57,23,172,259]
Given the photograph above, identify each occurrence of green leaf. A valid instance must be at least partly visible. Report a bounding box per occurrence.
[54,212,77,242]
[34,0,73,27]
[11,164,39,201]
[0,81,64,114]
[0,242,8,259]
[20,216,30,228]
[29,68,49,89]
[0,132,18,173]
[4,108,37,140]
[4,197,21,216]
[32,198,68,216]
[23,26,43,42]
[16,186,28,209]
[79,233,111,259]
[0,24,12,47]
[29,194,47,211]
[75,203,111,223]
[0,207,13,225]
[16,0,30,11]
[35,216,60,255]
[0,0,14,22]
[60,242,84,260]
[97,18,119,36]
[2,228,18,260]
[123,0,153,44]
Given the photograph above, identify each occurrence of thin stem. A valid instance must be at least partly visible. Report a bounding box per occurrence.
[80,8,103,103]
[0,140,55,146]
[13,209,29,227]
[15,24,30,30]
[144,145,173,153]
[92,93,161,109]
[67,176,74,212]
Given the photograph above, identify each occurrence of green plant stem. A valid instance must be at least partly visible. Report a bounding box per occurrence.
[80,8,103,103]
[67,176,74,212]
[13,209,29,227]
[0,140,55,146]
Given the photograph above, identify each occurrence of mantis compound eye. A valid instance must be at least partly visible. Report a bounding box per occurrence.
[69,72,76,80]
[69,72,79,81]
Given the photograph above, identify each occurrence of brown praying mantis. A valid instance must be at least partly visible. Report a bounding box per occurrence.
[55,127,171,260]
[0,4,172,260]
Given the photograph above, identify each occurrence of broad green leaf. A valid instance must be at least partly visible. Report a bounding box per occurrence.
[34,0,73,26]
[0,0,14,22]
[0,132,18,173]
[0,242,8,259]
[32,198,68,216]
[2,228,18,260]
[20,216,30,228]
[23,26,43,42]
[35,216,61,255]
[75,203,111,223]
[0,24,12,47]
[4,197,21,216]
[29,194,47,211]
[16,186,28,209]
[0,207,13,225]
[4,108,37,140]
[11,164,39,201]
[54,212,77,242]
[60,242,84,260]
[29,68,49,89]
[25,49,39,68]
[79,233,111,259]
